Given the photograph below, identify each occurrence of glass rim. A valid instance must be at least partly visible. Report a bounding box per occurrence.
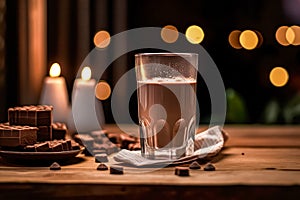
[135,52,198,57]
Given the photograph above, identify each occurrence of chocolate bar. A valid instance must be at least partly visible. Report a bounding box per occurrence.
[95,153,108,163]
[8,105,53,126]
[52,122,67,140]
[0,123,38,147]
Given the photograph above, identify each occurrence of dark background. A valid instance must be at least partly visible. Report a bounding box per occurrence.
[2,0,300,124]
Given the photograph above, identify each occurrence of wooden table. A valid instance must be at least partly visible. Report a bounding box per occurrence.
[0,125,300,199]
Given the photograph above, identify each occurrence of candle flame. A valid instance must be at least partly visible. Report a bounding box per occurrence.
[50,63,61,77]
[81,66,92,81]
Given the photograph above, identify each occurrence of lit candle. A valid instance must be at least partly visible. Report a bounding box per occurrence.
[71,66,104,133]
[39,63,70,123]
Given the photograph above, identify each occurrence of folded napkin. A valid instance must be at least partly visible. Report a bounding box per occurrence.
[113,126,228,167]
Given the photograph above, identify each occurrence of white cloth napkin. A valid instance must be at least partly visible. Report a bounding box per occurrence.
[113,126,228,167]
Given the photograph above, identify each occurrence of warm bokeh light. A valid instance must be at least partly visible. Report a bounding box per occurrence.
[228,30,242,49]
[254,30,263,48]
[93,30,111,48]
[185,25,204,44]
[269,67,289,87]
[290,25,300,45]
[95,81,111,100]
[49,63,61,77]
[239,30,258,50]
[81,66,92,81]
[286,27,295,44]
[275,26,289,46]
[161,25,179,43]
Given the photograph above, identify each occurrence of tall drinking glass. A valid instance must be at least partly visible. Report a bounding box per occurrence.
[135,53,198,160]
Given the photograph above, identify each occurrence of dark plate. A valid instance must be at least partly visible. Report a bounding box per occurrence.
[0,149,82,164]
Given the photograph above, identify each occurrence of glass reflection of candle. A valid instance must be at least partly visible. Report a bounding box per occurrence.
[71,66,103,133]
[40,63,70,123]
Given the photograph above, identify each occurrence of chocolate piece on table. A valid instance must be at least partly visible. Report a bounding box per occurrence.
[175,167,190,176]
[50,162,61,170]
[204,163,216,171]
[8,105,53,126]
[0,123,37,147]
[37,126,52,142]
[93,142,119,155]
[189,161,201,170]
[93,149,107,155]
[52,122,67,140]
[35,142,50,152]
[95,153,109,163]
[74,134,94,147]
[91,130,108,142]
[97,163,108,171]
[110,166,124,174]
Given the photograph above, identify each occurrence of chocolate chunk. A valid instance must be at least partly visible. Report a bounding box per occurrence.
[50,162,61,170]
[49,142,63,152]
[241,152,245,155]
[93,149,107,155]
[24,144,36,152]
[8,105,53,126]
[65,139,72,150]
[110,166,124,174]
[93,142,119,155]
[204,163,216,171]
[175,166,190,176]
[0,123,38,147]
[35,142,50,152]
[189,161,201,169]
[128,142,141,150]
[97,163,108,171]
[75,134,94,148]
[59,140,69,151]
[37,126,52,142]
[95,153,108,163]
[52,122,67,140]
[71,141,81,150]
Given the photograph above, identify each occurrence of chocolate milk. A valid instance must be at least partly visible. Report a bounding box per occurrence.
[137,78,196,158]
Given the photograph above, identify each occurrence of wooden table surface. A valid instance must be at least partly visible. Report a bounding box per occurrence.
[0,125,300,199]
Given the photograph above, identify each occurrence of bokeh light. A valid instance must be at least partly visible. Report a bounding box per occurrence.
[161,25,179,43]
[228,30,242,49]
[269,67,289,87]
[49,63,61,77]
[275,25,300,46]
[185,25,204,44]
[275,26,290,46]
[290,25,300,45]
[95,81,111,100]
[254,30,264,48]
[93,30,111,48]
[286,27,295,44]
[239,30,259,50]
[81,66,92,81]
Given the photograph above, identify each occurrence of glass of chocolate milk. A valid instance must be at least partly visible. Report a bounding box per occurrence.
[135,53,198,160]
